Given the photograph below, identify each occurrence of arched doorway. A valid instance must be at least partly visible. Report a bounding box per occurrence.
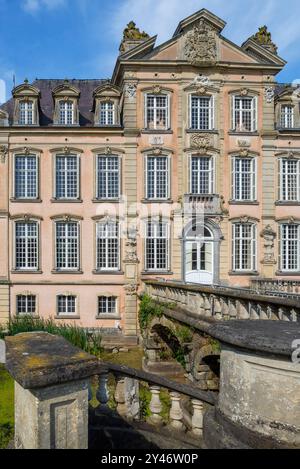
[183,222,222,285]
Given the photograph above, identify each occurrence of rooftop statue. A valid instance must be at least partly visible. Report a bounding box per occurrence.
[251,25,278,54]
[123,21,150,41]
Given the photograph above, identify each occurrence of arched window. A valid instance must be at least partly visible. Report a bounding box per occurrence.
[59,100,74,125]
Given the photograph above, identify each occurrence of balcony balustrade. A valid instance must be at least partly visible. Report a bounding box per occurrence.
[183,194,223,215]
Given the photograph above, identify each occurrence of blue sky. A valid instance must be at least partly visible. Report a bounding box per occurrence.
[0,0,300,102]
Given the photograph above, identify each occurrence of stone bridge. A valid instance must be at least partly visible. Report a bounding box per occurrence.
[141,280,300,390]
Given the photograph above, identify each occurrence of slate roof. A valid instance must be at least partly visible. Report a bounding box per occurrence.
[0,79,110,127]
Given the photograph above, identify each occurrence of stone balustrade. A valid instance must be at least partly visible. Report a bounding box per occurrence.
[251,279,300,297]
[5,320,300,449]
[144,279,300,322]
[183,194,222,215]
[5,332,215,449]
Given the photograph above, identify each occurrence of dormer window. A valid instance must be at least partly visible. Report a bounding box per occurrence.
[59,100,74,125]
[280,105,294,129]
[12,82,40,126]
[19,101,34,125]
[100,101,115,126]
[93,84,121,127]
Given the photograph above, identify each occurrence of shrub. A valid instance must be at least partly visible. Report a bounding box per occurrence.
[1,316,103,357]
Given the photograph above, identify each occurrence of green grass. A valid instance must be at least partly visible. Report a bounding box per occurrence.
[0,365,14,449]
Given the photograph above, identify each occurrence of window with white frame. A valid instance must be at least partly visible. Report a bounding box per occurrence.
[59,100,74,125]
[57,295,77,316]
[55,221,79,270]
[280,224,300,271]
[98,296,117,315]
[190,95,214,130]
[96,221,119,271]
[100,101,115,126]
[190,156,214,194]
[280,105,294,128]
[145,94,169,130]
[232,96,257,132]
[15,221,38,270]
[16,295,36,315]
[55,154,79,199]
[145,221,169,271]
[18,101,34,125]
[97,155,120,199]
[280,159,300,201]
[146,155,169,199]
[232,157,256,201]
[232,223,256,271]
[15,155,38,199]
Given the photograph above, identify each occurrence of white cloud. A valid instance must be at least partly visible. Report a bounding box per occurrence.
[22,0,66,13]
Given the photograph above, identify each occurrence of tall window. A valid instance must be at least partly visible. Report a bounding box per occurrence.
[190,96,214,130]
[15,155,38,199]
[145,94,169,130]
[98,296,117,315]
[281,224,300,272]
[145,221,169,271]
[232,223,256,271]
[19,101,34,125]
[280,159,300,202]
[190,156,214,194]
[59,100,74,125]
[280,105,294,129]
[15,221,38,270]
[96,221,119,271]
[232,157,256,201]
[97,156,120,199]
[16,295,36,315]
[146,156,169,199]
[55,155,79,199]
[233,96,257,132]
[55,221,79,271]
[57,295,77,316]
[100,101,115,125]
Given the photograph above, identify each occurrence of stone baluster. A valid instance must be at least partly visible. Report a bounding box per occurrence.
[214,298,222,320]
[249,302,259,320]
[169,392,184,430]
[96,372,109,414]
[204,295,211,317]
[236,300,249,319]
[220,298,229,320]
[229,299,237,318]
[191,399,204,436]
[148,386,162,425]
[114,374,127,417]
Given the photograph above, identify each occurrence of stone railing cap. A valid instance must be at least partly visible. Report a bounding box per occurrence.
[5,332,100,389]
[209,320,300,357]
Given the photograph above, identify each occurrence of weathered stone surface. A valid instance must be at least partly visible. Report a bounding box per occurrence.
[209,320,300,356]
[0,339,5,363]
[5,332,99,389]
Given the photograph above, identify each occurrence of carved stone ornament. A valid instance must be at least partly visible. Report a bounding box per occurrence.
[152,147,163,156]
[124,239,139,263]
[190,133,212,152]
[23,147,31,155]
[240,88,249,96]
[184,19,217,65]
[240,215,250,223]
[124,283,138,296]
[192,75,212,87]
[0,145,8,163]
[63,215,72,223]
[260,225,276,265]
[288,216,296,225]
[265,87,275,103]
[104,146,112,155]
[237,139,251,148]
[152,85,162,95]
[239,149,250,157]
[125,83,137,99]
[64,146,71,154]
[251,25,278,54]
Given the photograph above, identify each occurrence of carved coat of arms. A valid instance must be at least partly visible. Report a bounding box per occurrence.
[185,20,217,65]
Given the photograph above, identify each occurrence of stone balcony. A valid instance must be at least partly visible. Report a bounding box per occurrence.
[183,194,223,215]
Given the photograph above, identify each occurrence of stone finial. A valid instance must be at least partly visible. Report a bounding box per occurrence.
[251,26,278,54]
[119,21,150,54]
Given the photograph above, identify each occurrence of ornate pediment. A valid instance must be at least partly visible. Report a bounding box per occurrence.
[184,19,217,65]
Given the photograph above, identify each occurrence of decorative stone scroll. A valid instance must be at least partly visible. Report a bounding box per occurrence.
[185,19,217,65]
[0,145,8,163]
[260,225,277,265]
[124,83,137,99]
[265,87,275,103]
[124,283,138,296]
[124,239,138,263]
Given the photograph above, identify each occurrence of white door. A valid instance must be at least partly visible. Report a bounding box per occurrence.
[185,240,214,285]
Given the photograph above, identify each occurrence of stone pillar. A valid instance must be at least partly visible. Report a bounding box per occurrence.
[5,332,98,449]
[148,386,162,425]
[169,392,184,430]
[0,142,9,325]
